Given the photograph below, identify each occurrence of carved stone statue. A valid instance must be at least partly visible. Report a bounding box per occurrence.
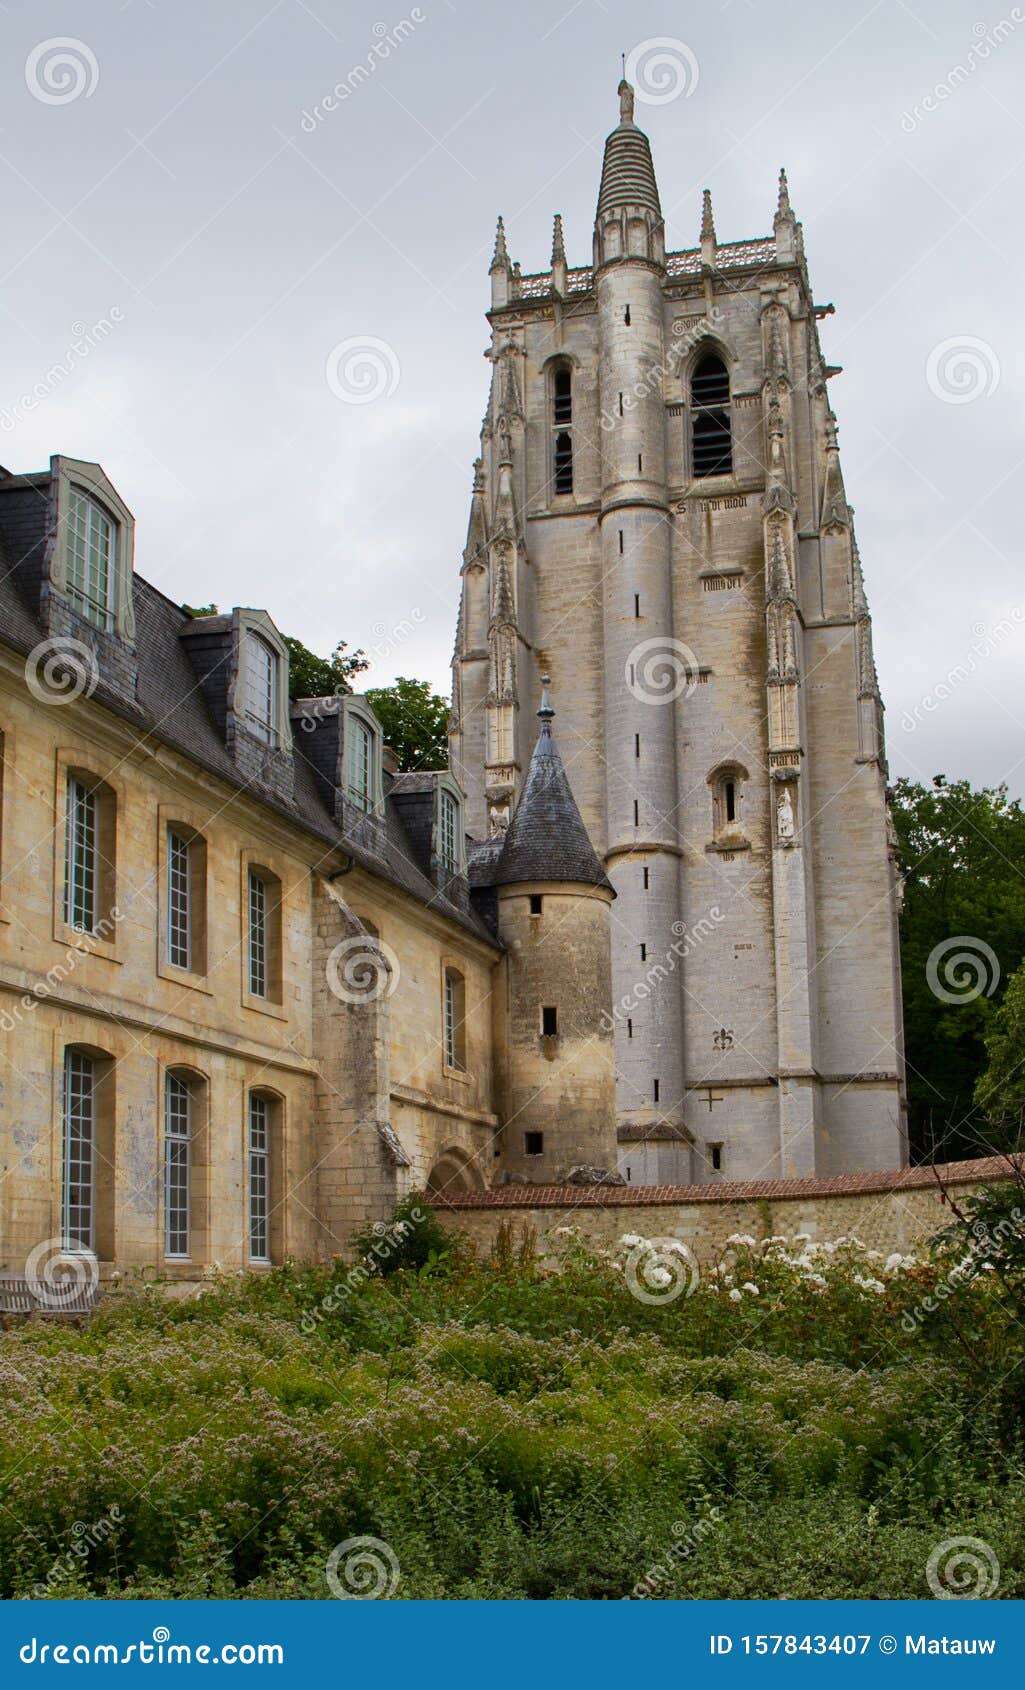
[777,787,795,841]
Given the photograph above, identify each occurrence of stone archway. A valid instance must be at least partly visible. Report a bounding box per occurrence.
[426,1147,485,1201]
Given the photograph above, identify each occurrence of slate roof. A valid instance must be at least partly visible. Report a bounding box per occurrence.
[595,113,662,221]
[0,467,497,949]
[477,702,612,892]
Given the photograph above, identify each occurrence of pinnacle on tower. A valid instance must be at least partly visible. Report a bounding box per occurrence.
[490,215,512,308]
[774,168,798,262]
[551,213,567,296]
[489,214,510,272]
[700,188,717,265]
[776,167,792,222]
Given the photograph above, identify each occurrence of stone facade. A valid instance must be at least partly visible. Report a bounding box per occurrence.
[450,81,908,1185]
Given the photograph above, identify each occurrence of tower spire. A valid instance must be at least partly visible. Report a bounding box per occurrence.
[774,168,798,262]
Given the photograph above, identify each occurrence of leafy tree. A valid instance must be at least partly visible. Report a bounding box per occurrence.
[975,966,1025,1138]
[365,676,450,771]
[283,635,367,698]
[891,776,1025,1160]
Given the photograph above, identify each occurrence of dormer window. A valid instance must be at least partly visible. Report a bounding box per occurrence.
[346,715,374,812]
[67,488,116,629]
[242,632,279,745]
[439,787,460,872]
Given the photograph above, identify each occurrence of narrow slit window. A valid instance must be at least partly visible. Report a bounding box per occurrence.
[711,1144,723,1172]
[653,1078,660,1104]
[248,870,267,998]
[634,594,640,618]
[633,799,639,827]
[618,530,624,554]
[640,943,647,962]
[635,733,640,758]
[643,866,649,890]
[541,1005,558,1036]
[725,781,736,823]
[627,1018,633,1039]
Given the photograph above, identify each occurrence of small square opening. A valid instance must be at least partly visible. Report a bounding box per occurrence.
[529,894,543,916]
[525,1131,544,1156]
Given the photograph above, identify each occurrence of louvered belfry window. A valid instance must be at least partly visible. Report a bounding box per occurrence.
[691,355,733,477]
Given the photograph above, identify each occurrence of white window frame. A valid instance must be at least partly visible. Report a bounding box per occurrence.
[248,1094,271,1263]
[166,829,192,970]
[62,1049,95,1251]
[242,632,280,746]
[439,788,459,872]
[248,869,268,998]
[66,487,116,629]
[64,775,98,933]
[164,1073,192,1260]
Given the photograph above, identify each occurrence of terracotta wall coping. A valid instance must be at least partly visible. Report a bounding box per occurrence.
[430,1155,1020,1210]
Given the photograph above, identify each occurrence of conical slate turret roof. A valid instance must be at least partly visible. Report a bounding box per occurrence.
[595,79,662,220]
[491,681,612,891]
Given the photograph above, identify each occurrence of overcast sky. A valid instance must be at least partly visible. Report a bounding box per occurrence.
[1,0,1023,794]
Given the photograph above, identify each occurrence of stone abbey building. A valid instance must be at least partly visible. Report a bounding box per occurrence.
[451,80,908,1185]
[0,81,905,1287]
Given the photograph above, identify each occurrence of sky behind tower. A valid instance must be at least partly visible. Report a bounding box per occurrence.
[1,0,1023,793]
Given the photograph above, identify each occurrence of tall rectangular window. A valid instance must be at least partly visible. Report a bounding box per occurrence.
[63,1050,95,1250]
[443,968,466,1070]
[346,718,373,812]
[242,633,278,744]
[248,1095,271,1262]
[167,831,192,970]
[64,776,97,933]
[164,1074,191,1259]
[439,790,459,871]
[248,870,267,998]
[67,489,115,628]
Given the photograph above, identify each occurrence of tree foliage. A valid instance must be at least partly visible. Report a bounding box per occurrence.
[365,676,450,772]
[283,635,368,698]
[890,775,1025,1160]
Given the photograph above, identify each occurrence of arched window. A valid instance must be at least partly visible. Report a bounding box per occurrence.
[242,632,280,745]
[247,1090,282,1264]
[67,488,117,629]
[691,354,733,477]
[62,1045,115,1257]
[346,714,376,813]
[709,763,748,840]
[551,365,573,494]
[164,1070,196,1259]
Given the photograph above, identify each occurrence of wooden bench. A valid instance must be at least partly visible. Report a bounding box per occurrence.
[0,1274,103,1317]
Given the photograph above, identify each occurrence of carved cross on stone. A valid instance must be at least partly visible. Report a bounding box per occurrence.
[700,1087,725,1111]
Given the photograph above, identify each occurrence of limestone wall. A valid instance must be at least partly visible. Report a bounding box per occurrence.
[431,1157,1014,1263]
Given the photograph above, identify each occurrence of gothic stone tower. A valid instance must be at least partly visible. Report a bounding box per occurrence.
[450,79,908,1184]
